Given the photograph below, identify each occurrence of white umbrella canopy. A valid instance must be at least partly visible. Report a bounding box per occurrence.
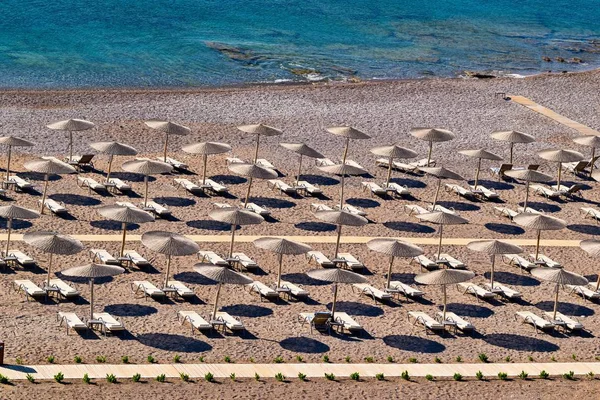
[579,239,600,290]
[531,267,588,320]
[318,163,367,208]
[280,142,325,186]
[467,239,523,288]
[420,166,464,207]
[145,120,191,162]
[538,148,584,187]
[504,169,553,210]
[0,205,39,256]
[315,210,368,259]
[415,269,475,320]
[47,119,95,163]
[23,158,77,214]
[97,204,154,257]
[307,268,366,319]
[326,126,371,165]
[572,135,600,176]
[121,159,172,207]
[194,263,254,320]
[490,130,535,164]
[209,207,264,257]
[410,127,456,166]
[89,141,138,181]
[417,212,469,259]
[513,213,566,259]
[367,238,424,289]
[0,136,35,182]
[254,237,312,288]
[238,123,283,163]
[370,144,418,186]
[182,141,232,184]
[458,149,503,189]
[227,163,278,207]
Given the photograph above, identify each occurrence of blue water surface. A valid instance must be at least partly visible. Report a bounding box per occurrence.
[0,0,599,88]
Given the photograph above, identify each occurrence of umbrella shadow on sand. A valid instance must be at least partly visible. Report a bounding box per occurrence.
[18,172,62,182]
[390,177,426,188]
[534,301,595,317]
[382,335,446,353]
[186,220,236,231]
[173,271,218,285]
[221,304,273,318]
[104,303,158,317]
[437,201,481,211]
[346,198,380,209]
[442,303,494,318]
[469,179,514,191]
[279,336,330,353]
[296,174,339,186]
[484,271,539,287]
[0,220,32,230]
[325,301,383,317]
[90,220,141,231]
[567,224,600,236]
[520,201,562,212]
[484,333,559,352]
[383,221,435,234]
[484,223,525,235]
[249,196,296,209]
[136,333,212,352]
[294,221,337,232]
[153,197,196,207]
[109,172,157,183]
[282,273,329,286]
[50,193,101,206]
[211,174,247,185]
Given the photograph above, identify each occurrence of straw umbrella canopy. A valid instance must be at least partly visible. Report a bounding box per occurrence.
[23,231,85,289]
[410,127,456,166]
[193,263,253,320]
[318,163,367,208]
[314,210,368,259]
[121,159,172,207]
[227,162,277,207]
[490,130,535,164]
[416,212,469,260]
[458,149,502,189]
[142,231,200,289]
[209,207,264,257]
[538,148,584,188]
[370,145,418,186]
[89,141,138,181]
[23,158,77,214]
[420,167,464,207]
[306,268,366,319]
[504,169,553,210]
[513,213,566,259]
[0,205,39,256]
[415,269,475,320]
[254,237,311,289]
[467,240,523,289]
[280,142,325,186]
[62,263,124,322]
[182,142,232,185]
[97,204,154,257]
[531,267,587,320]
[572,135,600,176]
[579,239,600,290]
[326,126,371,165]
[144,120,191,162]
[47,119,95,163]
[367,238,424,289]
[237,124,283,163]
[0,136,35,182]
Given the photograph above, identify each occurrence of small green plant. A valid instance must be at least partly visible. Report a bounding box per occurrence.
[478,353,489,363]
[364,356,374,363]
[587,371,595,380]
[82,373,91,384]
[519,371,528,380]
[26,374,34,383]
[551,356,556,362]
[199,356,205,363]
[224,355,232,363]
[453,373,462,381]
[249,357,255,363]
[386,356,394,363]
[205,372,214,382]
[0,374,10,384]
[74,355,82,364]
[180,373,189,382]
[425,374,434,381]
[401,370,409,381]
[345,356,351,363]
[350,372,360,381]
[173,354,181,363]
[254,373,260,381]
[96,355,106,363]
[15,357,22,365]
[456,356,462,362]
[375,373,384,381]
[121,355,129,364]
[322,354,330,363]
[275,373,285,382]
[295,355,303,363]
[54,372,64,383]
[434,357,442,364]
[298,372,307,381]
[563,371,575,381]
[504,356,511,362]
[156,374,166,383]
[475,371,483,381]
[572,354,577,360]
[273,356,284,363]
[408,357,418,363]
[132,373,141,383]
[47,355,55,364]
[229,373,236,382]
[106,374,117,384]
[539,370,549,379]
[147,355,156,364]
[324,373,335,381]
[498,372,508,381]
[527,355,534,362]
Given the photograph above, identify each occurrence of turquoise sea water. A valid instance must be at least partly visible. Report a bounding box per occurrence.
[0,0,599,88]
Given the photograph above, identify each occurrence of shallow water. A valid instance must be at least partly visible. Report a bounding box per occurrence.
[0,0,599,88]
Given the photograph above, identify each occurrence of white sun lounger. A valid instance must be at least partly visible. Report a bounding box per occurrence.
[198,250,229,266]
[503,254,535,272]
[437,311,474,332]
[6,250,36,266]
[581,207,600,222]
[517,206,544,214]
[226,156,244,165]
[268,179,297,195]
[362,181,386,196]
[9,176,34,190]
[249,281,279,300]
[93,312,125,334]
[279,280,308,298]
[411,158,434,168]
[48,278,79,299]
[428,204,457,214]
[107,178,131,192]
[333,312,362,333]
[167,280,194,298]
[306,251,335,267]
[566,284,600,301]
[132,281,166,299]
[310,203,333,212]
[337,252,364,271]
[404,204,428,216]
[445,183,477,199]
[408,311,445,334]
[543,312,583,331]
[531,184,565,199]
[122,250,150,266]
[144,201,171,217]
[243,202,270,216]
[457,282,495,300]
[472,185,499,200]
[204,179,228,194]
[178,310,211,333]
[256,158,276,169]
[159,157,188,170]
[40,199,67,215]
[490,163,513,178]
[14,279,45,301]
[515,311,554,333]
[296,180,322,196]
[315,158,336,167]
[353,283,392,302]
[90,249,120,265]
[494,206,518,220]
[212,202,231,209]
[386,182,410,197]
[388,281,425,299]
[376,158,420,173]
[231,252,259,270]
[484,282,521,300]
[77,176,106,193]
[412,255,438,270]
[214,311,244,331]
[337,204,367,216]
[552,184,584,198]
[174,178,203,194]
[438,253,466,269]
[530,254,561,268]
[116,201,140,209]
[57,312,87,334]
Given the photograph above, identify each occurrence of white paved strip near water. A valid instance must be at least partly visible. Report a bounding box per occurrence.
[1,362,599,380]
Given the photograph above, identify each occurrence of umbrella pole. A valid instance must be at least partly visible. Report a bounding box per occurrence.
[557,162,562,188]
[427,141,433,166]
[442,284,447,321]
[432,179,441,207]
[339,173,346,208]
[490,255,495,289]
[40,174,49,214]
[342,138,349,164]
[120,222,127,257]
[590,147,596,177]
[524,181,530,210]
[535,230,541,260]
[163,134,169,162]
[229,224,236,258]
[277,253,283,289]
[69,131,73,163]
[212,282,222,320]
[509,143,514,165]
[5,145,12,182]
[143,175,149,208]
[385,156,393,187]
[202,154,208,185]
[89,278,94,322]
[553,283,559,320]
[164,255,171,289]
[46,253,53,288]
[331,283,338,320]
[253,135,260,163]
[334,225,342,259]
[386,256,394,289]
[106,154,114,181]
[296,155,303,186]
[5,218,12,256]
[474,158,481,189]
[244,177,253,208]
[437,224,443,260]
[595,274,600,292]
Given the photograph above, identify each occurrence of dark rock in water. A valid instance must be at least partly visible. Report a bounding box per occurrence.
[204,41,267,65]
[288,68,319,76]
[555,57,565,63]
[542,56,552,62]
[464,70,496,79]
[570,57,583,63]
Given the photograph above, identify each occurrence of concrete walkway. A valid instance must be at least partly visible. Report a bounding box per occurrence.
[0,362,597,380]
[510,95,600,136]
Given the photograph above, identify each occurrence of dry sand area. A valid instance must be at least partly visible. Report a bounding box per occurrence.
[2,71,600,372]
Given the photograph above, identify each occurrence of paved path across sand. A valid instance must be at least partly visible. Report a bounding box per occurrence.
[510,95,600,136]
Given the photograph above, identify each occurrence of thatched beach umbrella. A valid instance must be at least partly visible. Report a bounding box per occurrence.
[47,119,95,163]
[23,231,85,289]
[531,268,587,320]
[416,212,468,260]
[458,149,502,189]
[513,213,566,259]
[314,210,368,259]
[254,237,311,289]
[280,142,325,186]
[238,124,283,163]
[318,163,367,208]
[97,204,154,257]
[193,263,253,320]
[327,126,371,164]
[410,127,455,167]
[579,239,600,290]
[89,141,138,181]
[23,158,76,214]
[467,239,523,289]
[490,130,535,164]
[0,205,39,256]
[121,159,172,207]
[420,167,464,207]
[538,148,584,188]
[573,135,600,176]
[504,169,553,210]
[306,268,366,319]
[62,263,124,322]
[415,269,475,320]
[370,144,418,186]
[0,136,35,182]
[209,207,263,257]
[142,231,200,289]
[145,120,191,162]
[228,162,277,207]
[182,141,232,185]
[367,238,424,289]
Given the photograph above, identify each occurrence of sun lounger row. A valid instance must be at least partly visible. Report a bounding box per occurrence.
[298,311,362,334]
[310,203,367,217]
[131,280,194,300]
[375,157,434,173]
[306,250,364,271]
[174,178,228,195]
[515,311,583,333]
[361,181,410,197]
[562,156,599,176]
[14,278,79,301]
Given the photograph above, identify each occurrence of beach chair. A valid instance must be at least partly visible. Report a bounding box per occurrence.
[428,204,457,214]
[352,283,392,303]
[472,185,499,200]
[6,250,36,266]
[296,180,322,196]
[214,311,244,332]
[167,280,194,298]
[386,182,410,197]
[566,284,600,301]
[336,204,367,217]
[445,183,477,200]
[231,252,259,270]
[315,158,336,167]
[116,201,141,210]
[107,178,131,192]
[438,253,466,269]
[57,312,87,335]
[77,176,107,193]
[515,311,554,334]
[490,163,513,179]
[93,312,125,335]
[279,280,308,298]
[552,183,584,198]
[517,206,544,214]
[493,206,518,221]
[408,311,445,334]
[411,158,434,168]
[212,202,231,209]
[543,312,583,332]
[391,160,420,173]
[298,312,332,334]
[248,281,279,300]
[13,279,46,301]
[362,181,387,196]
[375,158,392,168]
[226,156,244,165]
[178,310,211,334]
[243,202,270,216]
[483,282,521,300]
[531,184,565,199]
[90,249,120,265]
[198,250,229,266]
[204,178,228,194]
[68,154,95,169]
[503,254,535,272]
[174,178,204,194]
[310,203,333,212]
[268,179,297,195]
[131,281,166,299]
[337,252,364,271]
[159,157,188,171]
[306,251,335,267]
[40,199,68,215]
[333,312,362,333]
[457,282,496,301]
[437,311,474,333]
[8,176,34,191]
[412,255,438,270]
[47,278,79,299]
[530,254,561,268]
[404,204,428,216]
[581,207,600,223]
[122,250,150,267]
[256,158,276,169]
[144,201,171,217]
[388,281,425,300]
